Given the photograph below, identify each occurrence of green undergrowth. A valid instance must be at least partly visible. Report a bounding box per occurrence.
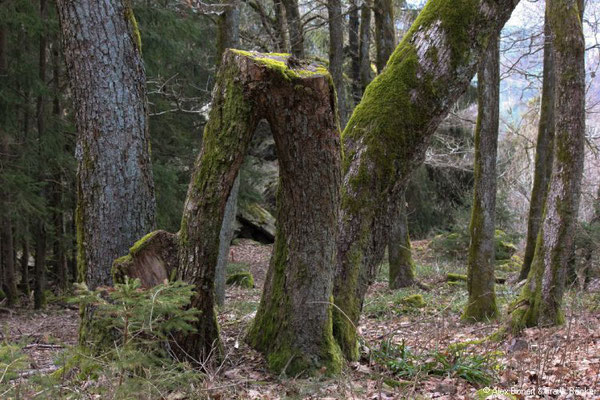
[372,339,503,386]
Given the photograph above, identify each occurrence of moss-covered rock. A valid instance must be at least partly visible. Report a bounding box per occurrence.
[226,271,255,288]
[447,273,467,282]
[430,229,518,261]
[396,294,426,308]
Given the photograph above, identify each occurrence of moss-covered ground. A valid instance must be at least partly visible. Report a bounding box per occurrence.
[2,238,600,399]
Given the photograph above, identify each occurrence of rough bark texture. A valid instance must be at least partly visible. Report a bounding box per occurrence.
[348,1,361,104]
[332,0,520,360]
[463,36,500,321]
[509,0,585,331]
[327,0,348,127]
[55,0,156,290]
[374,0,396,73]
[281,0,304,58]
[358,0,372,93]
[520,8,555,281]
[273,0,290,52]
[177,50,342,373]
[215,0,241,307]
[388,190,415,289]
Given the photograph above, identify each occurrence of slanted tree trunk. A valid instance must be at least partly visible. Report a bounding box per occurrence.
[463,35,500,321]
[215,0,241,307]
[509,0,585,331]
[328,0,348,127]
[348,1,361,105]
[374,0,395,73]
[388,190,415,289]
[519,8,555,281]
[281,0,304,58]
[55,0,156,290]
[175,51,342,374]
[332,0,520,361]
[359,0,372,93]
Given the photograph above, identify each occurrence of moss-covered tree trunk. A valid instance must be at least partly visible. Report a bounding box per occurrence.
[463,35,500,321]
[176,51,342,372]
[374,0,396,73]
[509,0,585,331]
[519,8,555,281]
[56,0,156,290]
[388,190,415,289]
[332,0,519,360]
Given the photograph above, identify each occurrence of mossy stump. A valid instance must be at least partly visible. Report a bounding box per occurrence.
[226,271,254,288]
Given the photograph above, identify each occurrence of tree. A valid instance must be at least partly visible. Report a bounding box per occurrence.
[348,1,361,104]
[55,0,156,289]
[359,0,372,93]
[463,34,500,321]
[171,51,342,373]
[332,0,520,360]
[374,0,396,73]
[388,189,416,288]
[281,0,304,58]
[509,0,585,331]
[519,6,556,281]
[328,0,348,126]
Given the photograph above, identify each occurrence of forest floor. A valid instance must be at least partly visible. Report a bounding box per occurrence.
[2,239,600,399]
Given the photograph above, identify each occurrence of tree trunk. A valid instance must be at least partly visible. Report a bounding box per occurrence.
[273,0,290,52]
[328,0,348,127]
[374,0,395,73]
[388,190,415,289]
[1,220,18,306]
[34,0,48,310]
[519,7,555,281]
[215,0,241,307]
[332,0,519,361]
[348,1,361,105]
[463,35,500,321]
[281,0,304,58]
[359,0,372,93]
[20,240,30,296]
[55,0,156,290]
[176,51,342,374]
[509,0,585,331]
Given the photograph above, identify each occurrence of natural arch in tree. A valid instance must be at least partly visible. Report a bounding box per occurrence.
[56,0,156,290]
[519,6,555,282]
[332,0,520,361]
[463,34,500,322]
[117,51,343,372]
[509,0,585,332]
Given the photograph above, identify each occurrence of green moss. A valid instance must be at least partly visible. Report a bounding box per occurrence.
[111,254,133,284]
[129,230,159,256]
[396,294,426,308]
[226,271,255,288]
[124,7,142,53]
[447,273,467,282]
[230,49,329,82]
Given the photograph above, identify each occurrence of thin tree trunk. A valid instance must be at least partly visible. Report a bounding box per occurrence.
[55,0,156,290]
[463,35,500,321]
[519,8,555,281]
[281,0,304,58]
[21,240,30,296]
[359,0,372,93]
[374,0,395,73]
[273,0,290,52]
[328,0,348,127]
[33,223,46,309]
[348,1,361,104]
[388,190,415,289]
[509,0,585,331]
[332,0,519,360]
[215,0,241,307]
[1,220,18,306]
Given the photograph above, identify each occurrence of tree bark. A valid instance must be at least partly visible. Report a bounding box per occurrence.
[328,0,348,127]
[273,0,290,52]
[20,240,30,296]
[348,1,361,105]
[359,0,372,93]
[332,0,520,360]
[1,220,18,306]
[281,0,304,58]
[176,51,342,374]
[519,7,555,281]
[388,190,415,289]
[463,35,500,321]
[374,0,395,73]
[33,223,46,309]
[55,0,156,290]
[509,0,585,331]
